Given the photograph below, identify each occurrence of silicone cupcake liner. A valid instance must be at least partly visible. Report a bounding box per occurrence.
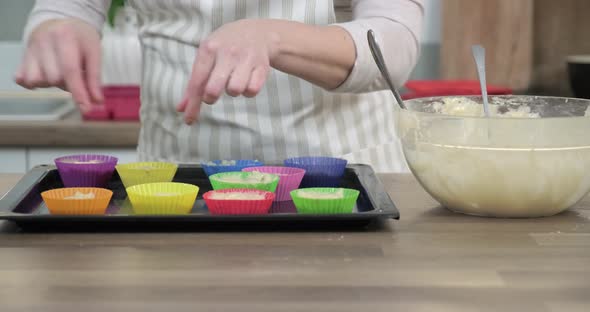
[203,189,275,215]
[54,154,118,188]
[201,159,263,176]
[115,162,178,188]
[209,172,279,192]
[126,182,199,215]
[269,200,297,214]
[41,187,113,215]
[283,156,348,187]
[290,188,360,214]
[242,166,305,201]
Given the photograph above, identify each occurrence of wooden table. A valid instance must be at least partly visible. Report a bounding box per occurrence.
[0,112,139,147]
[1,174,589,311]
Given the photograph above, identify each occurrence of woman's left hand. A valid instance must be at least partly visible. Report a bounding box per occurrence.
[177,19,280,124]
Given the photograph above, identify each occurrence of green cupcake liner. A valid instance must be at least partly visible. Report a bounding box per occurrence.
[209,172,279,193]
[290,188,360,214]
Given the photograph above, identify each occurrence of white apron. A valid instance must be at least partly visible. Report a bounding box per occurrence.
[128,0,408,173]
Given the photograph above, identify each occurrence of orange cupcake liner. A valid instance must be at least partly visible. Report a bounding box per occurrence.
[41,187,113,215]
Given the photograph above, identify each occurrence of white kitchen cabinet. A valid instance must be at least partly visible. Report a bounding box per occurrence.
[27,148,137,170]
[0,148,27,173]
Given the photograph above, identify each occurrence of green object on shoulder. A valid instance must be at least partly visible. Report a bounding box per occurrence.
[108,0,126,27]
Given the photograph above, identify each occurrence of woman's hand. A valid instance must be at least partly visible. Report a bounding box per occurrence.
[15,19,103,112]
[177,19,280,124]
[177,19,356,125]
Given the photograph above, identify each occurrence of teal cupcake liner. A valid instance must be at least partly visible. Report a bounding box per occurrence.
[209,172,279,192]
[290,188,360,214]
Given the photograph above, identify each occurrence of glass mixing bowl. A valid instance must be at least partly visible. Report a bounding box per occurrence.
[397,95,590,218]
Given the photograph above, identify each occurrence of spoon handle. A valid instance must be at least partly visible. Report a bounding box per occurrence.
[367,30,406,109]
[471,45,490,116]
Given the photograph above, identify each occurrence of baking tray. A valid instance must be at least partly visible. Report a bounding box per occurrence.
[0,164,399,231]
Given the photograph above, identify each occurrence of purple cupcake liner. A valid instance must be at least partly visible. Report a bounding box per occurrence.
[54,154,118,188]
[283,156,347,187]
[201,159,263,176]
[242,166,305,201]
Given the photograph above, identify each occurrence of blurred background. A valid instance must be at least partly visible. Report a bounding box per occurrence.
[0,0,588,174]
[0,0,442,91]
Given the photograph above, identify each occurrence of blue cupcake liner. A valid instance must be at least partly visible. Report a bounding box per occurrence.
[283,156,347,187]
[201,159,263,176]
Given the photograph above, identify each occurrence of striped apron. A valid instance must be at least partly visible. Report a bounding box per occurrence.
[128,0,408,173]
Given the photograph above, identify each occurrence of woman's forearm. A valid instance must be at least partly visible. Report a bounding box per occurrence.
[267,0,424,93]
[268,20,357,90]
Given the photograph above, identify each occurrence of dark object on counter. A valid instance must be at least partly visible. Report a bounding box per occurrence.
[568,55,590,99]
[403,80,512,99]
[83,85,140,120]
[0,164,398,231]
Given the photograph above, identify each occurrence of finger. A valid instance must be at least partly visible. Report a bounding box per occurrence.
[176,94,189,112]
[226,60,254,97]
[244,66,269,98]
[20,50,46,89]
[14,49,32,87]
[39,39,63,86]
[56,40,92,112]
[14,70,24,85]
[202,52,238,104]
[182,41,217,123]
[82,40,103,104]
[184,96,202,125]
[185,41,217,100]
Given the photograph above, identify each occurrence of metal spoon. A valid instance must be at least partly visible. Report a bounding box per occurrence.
[471,45,490,117]
[367,30,406,109]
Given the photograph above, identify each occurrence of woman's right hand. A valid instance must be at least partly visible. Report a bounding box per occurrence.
[15,19,103,112]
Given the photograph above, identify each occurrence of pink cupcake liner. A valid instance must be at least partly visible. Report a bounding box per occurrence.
[203,189,275,215]
[54,154,118,188]
[242,166,306,201]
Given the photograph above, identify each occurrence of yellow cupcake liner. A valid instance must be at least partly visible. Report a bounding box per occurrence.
[116,162,178,188]
[41,187,113,215]
[126,182,199,215]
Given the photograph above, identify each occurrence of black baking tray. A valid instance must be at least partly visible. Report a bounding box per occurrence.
[0,164,399,231]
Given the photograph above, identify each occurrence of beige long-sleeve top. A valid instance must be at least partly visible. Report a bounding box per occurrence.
[24,0,424,172]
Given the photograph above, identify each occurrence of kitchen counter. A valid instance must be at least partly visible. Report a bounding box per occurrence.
[0,111,140,147]
[0,173,589,311]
